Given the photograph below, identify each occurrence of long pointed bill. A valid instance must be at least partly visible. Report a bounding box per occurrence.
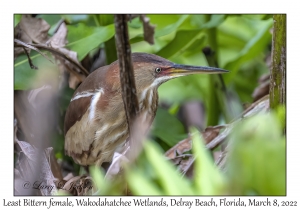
[152,64,229,87]
[169,64,228,77]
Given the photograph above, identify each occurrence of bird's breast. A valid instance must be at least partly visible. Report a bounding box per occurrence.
[138,86,158,123]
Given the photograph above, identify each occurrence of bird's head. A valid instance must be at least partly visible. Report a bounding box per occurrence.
[132,53,228,90]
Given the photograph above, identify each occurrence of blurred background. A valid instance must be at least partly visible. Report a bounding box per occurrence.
[14,14,285,196]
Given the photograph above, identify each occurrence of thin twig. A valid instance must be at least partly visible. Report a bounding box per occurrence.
[14,40,89,76]
[22,47,38,70]
[15,39,53,64]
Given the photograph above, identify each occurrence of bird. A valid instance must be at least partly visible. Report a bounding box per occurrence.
[64,52,228,167]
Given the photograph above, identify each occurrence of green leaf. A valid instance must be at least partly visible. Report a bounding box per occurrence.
[128,17,143,29]
[158,72,210,105]
[38,14,61,26]
[201,14,227,29]
[67,23,96,43]
[130,15,189,44]
[226,113,286,195]
[126,168,163,195]
[144,141,195,195]
[66,24,115,61]
[89,165,105,192]
[191,128,225,195]
[14,53,58,90]
[151,108,187,147]
[156,30,205,59]
[14,14,22,27]
[224,19,273,83]
[155,15,189,37]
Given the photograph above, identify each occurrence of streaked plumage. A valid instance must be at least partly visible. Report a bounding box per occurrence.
[64,53,228,166]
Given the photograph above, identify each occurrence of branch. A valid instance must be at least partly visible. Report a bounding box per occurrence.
[114,14,139,138]
[270,15,286,109]
[14,40,89,76]
[15,39,53,64]
[22,46,38,70]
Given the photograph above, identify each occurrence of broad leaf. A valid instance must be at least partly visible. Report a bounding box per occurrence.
[151,108,187,147]
[66,24,115,61]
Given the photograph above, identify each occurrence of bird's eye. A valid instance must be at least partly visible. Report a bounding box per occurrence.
[155,67,162,73]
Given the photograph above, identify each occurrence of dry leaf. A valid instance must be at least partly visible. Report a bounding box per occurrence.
[165,137,192,159]
[19,15,50,43]
[140,15,156,45]
[15,18,87,89]
[201,125,226,144]
[47,23,86,89]
[14,15,50,57]
[166,95,270,177]
[169,154,194,178]
[47,22,68,48]
[15,140,57,195]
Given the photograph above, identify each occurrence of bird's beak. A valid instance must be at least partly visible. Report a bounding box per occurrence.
[168,64,228,77]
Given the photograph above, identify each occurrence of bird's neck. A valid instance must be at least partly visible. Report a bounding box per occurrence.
[137,85,158,121]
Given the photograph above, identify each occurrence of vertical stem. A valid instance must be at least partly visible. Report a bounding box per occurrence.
[270,15,286,109]
[205,15,221,126]
[114,14,139,137]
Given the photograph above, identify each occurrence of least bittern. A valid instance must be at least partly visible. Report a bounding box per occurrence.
[64,53,228,166]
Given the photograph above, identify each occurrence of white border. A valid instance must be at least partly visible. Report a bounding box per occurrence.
[3,1,299,209]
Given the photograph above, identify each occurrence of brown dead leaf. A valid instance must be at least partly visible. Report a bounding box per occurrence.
[14,15,50,57]
[164,128,224,178]
[15,140,57,195]
[201,125,226,144]
[166,95,270,177]
[19,15,50,43]
[140,15,156,45]
[47,22,68,48]
[169,154,194,177]
[15,18,87,89]
[47,148,64,181]
[47,23,86,89]
[165,137,192,159]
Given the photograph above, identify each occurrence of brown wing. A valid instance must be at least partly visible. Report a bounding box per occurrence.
[64,65,109,135]
[64,65,112,165]
[64,95,92,136]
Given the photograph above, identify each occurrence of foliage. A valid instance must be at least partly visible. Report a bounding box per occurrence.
[226,112,286,195]
[90,111,285,196]
[14,14,285,196]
